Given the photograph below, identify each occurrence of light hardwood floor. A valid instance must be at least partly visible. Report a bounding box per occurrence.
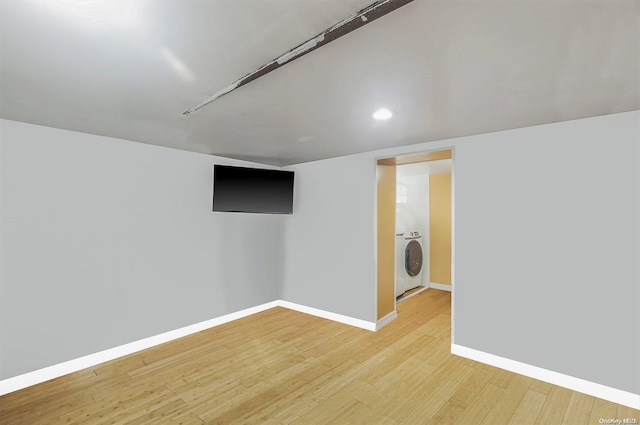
[1,290,638,424]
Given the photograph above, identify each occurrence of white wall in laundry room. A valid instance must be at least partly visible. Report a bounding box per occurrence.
[396,163,428,236]
[396,162,429,286]
[396,159,451,286]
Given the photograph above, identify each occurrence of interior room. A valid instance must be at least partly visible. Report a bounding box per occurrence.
[1,0,638,423]
[391,152,452,303]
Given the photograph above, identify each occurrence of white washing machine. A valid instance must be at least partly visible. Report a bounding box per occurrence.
[395,231,424,297]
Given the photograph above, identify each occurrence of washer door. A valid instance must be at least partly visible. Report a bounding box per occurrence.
[405,240,423,277]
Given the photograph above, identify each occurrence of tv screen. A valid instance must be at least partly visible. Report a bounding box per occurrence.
[212,165,294,214]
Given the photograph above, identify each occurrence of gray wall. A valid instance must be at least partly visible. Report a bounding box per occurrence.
[0,119,282,380]
[281,111,639,394]
[453,111,639,394]
[281,155,377,322]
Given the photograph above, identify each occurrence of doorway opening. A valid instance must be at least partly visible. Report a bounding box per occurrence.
[376,148,454,329]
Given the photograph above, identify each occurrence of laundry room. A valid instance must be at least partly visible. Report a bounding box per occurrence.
[395,158,452,301]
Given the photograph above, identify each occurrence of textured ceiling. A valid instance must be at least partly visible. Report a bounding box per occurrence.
[1,0,638,165]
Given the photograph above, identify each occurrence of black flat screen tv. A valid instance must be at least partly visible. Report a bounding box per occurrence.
[212,165,294,214]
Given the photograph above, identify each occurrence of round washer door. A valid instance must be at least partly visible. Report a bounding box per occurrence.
[405,240,423,277]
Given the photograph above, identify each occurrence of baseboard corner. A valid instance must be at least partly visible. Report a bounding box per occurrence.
[376,310,398,331]
[277,300,377,331]
[429,282,452,292]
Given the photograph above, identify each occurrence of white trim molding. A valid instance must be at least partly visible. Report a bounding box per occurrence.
[0,301,279,397]
[0,300,380,397]
[278,300,377,331]
[451,344,640,410]
[429,282,452,292]
[376,311,398,330]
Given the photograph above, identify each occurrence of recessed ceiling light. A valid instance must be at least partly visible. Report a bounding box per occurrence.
[373,108,394,120]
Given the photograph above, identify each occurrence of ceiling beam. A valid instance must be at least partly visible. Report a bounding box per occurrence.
[183,0,415,116]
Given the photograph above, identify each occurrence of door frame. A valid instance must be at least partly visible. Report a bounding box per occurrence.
[373,147,456,340]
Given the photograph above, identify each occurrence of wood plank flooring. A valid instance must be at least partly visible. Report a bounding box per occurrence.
[1,290,638,424]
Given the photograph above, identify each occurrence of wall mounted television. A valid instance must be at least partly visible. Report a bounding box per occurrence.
[212,165,294,214]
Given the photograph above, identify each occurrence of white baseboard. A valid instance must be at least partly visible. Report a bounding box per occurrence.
[278,300,377,331]
[451,343,640,410]
[429,282,452,292]
[376,311,398,330]
[0,299,379,397]
[0,301,279,397]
